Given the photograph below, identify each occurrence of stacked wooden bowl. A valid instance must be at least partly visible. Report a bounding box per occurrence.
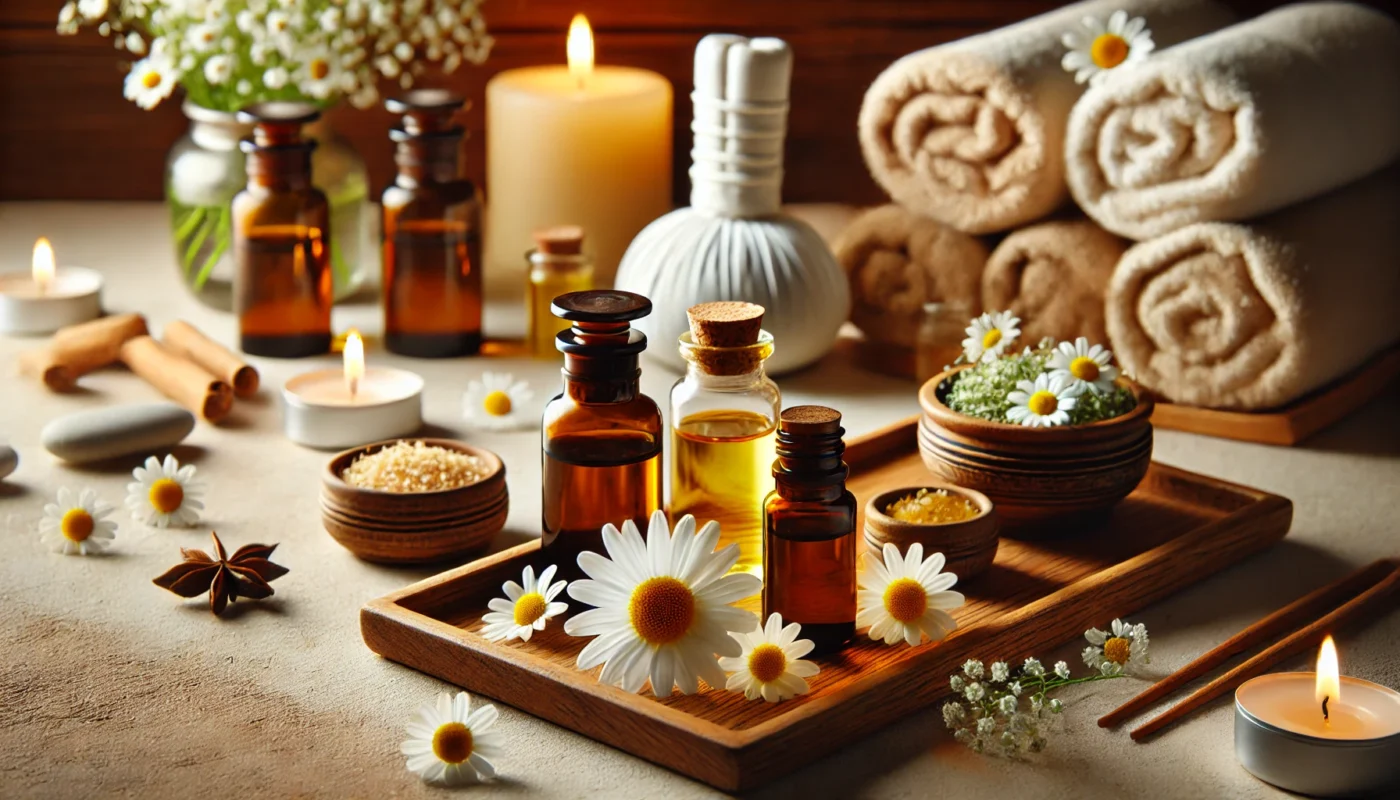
[321,439,509,564]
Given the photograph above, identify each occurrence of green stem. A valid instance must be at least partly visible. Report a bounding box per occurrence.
[329,237,351,288]
[173,205,205,242]
[192,206,231,291]
[182,209,216,277]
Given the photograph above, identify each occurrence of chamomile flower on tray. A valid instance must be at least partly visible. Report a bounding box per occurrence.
[480,564,568,643]
[401,691,501,785]
[126,454,205,528]
[1083,618,1151,676]
[463,372,535,432]
[40,487,118,556]
[719,613,820,703]
[857,542,964,646]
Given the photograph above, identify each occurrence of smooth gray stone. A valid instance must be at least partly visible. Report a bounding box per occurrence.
[0,445,15,480]
[41,403,195,464]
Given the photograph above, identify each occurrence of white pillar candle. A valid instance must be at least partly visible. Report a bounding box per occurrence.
[484,14,672,298]
[282,331,424,449]
[0,238,102,335]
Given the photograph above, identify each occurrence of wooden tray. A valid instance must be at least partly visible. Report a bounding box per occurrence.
[361,418,1293,791]
[1150,345,1400,446]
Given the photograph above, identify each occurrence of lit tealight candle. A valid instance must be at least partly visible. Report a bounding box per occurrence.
[282,331,424,449]
[0,238,103,335]
[1235,636,1400,796]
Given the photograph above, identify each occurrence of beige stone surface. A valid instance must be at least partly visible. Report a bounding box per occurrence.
[1,203,1397,799]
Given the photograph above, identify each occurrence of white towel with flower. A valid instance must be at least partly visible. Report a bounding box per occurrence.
[1066,2,1400,240]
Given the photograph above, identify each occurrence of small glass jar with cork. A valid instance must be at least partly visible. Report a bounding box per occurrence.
[670,301,780,579]
[763,405,857,655]
[381,89,483,358]
[526,226,594,359]
[232,101,332,358]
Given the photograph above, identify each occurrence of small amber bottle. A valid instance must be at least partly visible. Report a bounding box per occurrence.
[542,291,664,560]
[233,101,332,358]
[526,226,594,359]
[763,405,857,655]
[381,89,483,357]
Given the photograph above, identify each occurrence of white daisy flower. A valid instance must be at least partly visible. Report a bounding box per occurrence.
[40,487,117,556]
[1048,337,1121,395]
[1061,10,1155,86]
[962,310,1021,363]
[857,542,964,647]
[186,22,220,53]
[1082,618,1151,676]
[125,454,205,528]
[1006,372,1081,428]
[480,564,568,643]
[563,511,762,696]
[123,54,177,110]
[263,65,289,90]
[294,44,343,100]
[76,0,107,21]
[203,54,234,85]
[462,372,534,432]
[718,613,820,703]
[401,691,501,785]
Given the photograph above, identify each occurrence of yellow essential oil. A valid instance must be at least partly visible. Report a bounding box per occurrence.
[672,409,777,579]
[526,226,593,358]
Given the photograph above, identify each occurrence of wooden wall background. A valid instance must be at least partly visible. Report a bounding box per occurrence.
[1,0,1294,204]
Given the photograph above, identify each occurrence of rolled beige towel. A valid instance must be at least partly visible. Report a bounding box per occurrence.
[834,204,989,347]
[858,0,1233,234]
[1106,170,1400,410]
[982,220,1127,347]
[1067,2,1400,241]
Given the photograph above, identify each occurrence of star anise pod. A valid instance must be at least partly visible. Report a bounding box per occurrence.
[153,531,289,616]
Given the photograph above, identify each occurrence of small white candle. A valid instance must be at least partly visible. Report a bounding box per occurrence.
[282,331,424,449]
[0,238,103,335]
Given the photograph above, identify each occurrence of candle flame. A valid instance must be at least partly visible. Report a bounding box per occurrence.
[1316,635,1340,720]
[32,237,55,294]
[567,13,594,87]
[344,329,364,401]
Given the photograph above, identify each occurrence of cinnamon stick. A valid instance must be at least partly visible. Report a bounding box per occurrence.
[164,320,260,398]
[1101,559,1398,728]
[1130,563,1400,741]
[120,335,233,423]
[18,313,148,391]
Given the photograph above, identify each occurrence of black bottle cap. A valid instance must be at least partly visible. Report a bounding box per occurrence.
[551,290,652,323]
[387,89,467,139]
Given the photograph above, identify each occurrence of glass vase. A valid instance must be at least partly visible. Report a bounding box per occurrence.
[166,101,371,310]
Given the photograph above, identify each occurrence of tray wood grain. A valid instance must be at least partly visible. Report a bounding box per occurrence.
[361,417,1293,791]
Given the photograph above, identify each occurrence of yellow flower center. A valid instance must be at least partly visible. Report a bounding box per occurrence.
[747,643,788,684]
[148,478,185,514]
[309,58,330,80]
[60,508,94,542]
[1027,391,1059,417]
[1104,636,1132,665]
[1091,33,1130,69]
[513,592,547,626]
[482,390,513,417]
[981,329,1002,350]
[431,722,473,765]
[1070,356,1101,382]
[882,577,928,623]
[141,71,162,89]
[628,576,695,645]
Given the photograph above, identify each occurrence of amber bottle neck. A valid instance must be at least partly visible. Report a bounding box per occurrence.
[561,353,642,403]
[393,134,462,185]
[246,147,314,190]
[773,428,848,499]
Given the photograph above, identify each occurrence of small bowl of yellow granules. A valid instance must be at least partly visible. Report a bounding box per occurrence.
[322,439,508,564]
[863,484,999,580]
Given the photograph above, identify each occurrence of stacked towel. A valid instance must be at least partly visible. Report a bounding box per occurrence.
[857,0,1234,235]
[982,220,1127,348]
[1105,170,1400,410]
[1066,2,1400,240]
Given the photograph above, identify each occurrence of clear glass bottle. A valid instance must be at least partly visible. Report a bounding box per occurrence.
[763,405,857,656]
[915,301,975,383]
[527,226,594,359]
[232,102,332,358]
[670,305,780,579]
[381,89,483,357]
[542,290,664,560]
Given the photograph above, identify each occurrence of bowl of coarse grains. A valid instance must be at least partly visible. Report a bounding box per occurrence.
[862,484,999,581]
[321,438,508,564]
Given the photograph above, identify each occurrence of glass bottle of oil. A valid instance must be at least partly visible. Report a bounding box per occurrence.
[763,405,857,656]
[542,290,663,560]
[233,101,332,358]
[527,226,594,358]
[670,302,780,578]
[381,89,482,357]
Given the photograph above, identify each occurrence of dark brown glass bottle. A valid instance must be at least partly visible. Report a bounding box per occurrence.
[233,102,332,358]
[763,405,857,655]
[542,291,663,561]
[382,89,483,357]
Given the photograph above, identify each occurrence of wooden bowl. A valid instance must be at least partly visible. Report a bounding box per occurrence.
[321,438,508,564]
[863,484,999,580]
[918,366,1153,534]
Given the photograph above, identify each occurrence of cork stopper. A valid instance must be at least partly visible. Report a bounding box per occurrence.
[779,405,842,435]
[534,226,585,256]
[687,302,764,347]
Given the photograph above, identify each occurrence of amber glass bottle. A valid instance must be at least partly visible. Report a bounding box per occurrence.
[381,89,482,357]
[542,290,663,560]
[763,405,857,655]
[233,102,332,358]
[526,226,594,359]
